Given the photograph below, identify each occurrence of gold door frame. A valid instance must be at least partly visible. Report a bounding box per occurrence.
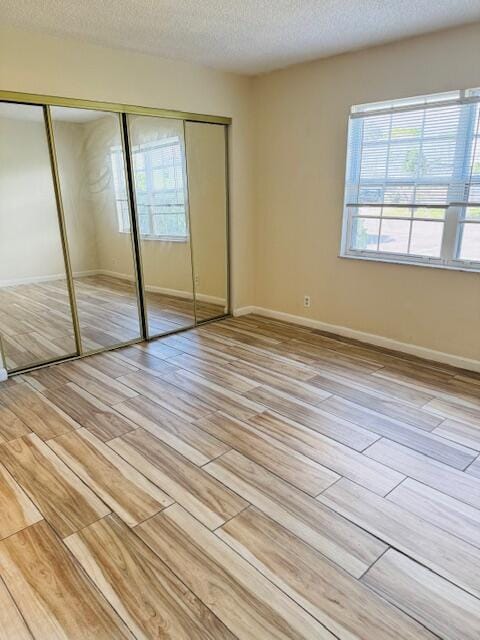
[0,91,231,125]
[44,105,83,357]
[0,90,232,374]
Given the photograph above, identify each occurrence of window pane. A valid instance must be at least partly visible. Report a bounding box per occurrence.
[133,152,145,171]
[152,215,166,236]
[409,221,443,257]
[465,206,480,220]
[360,145,388,179]
[387,142,421,179]
[414,184,449,206]
[422,138,456,178]
[458,223,480,261]
[413,207,445,219]
[424,105,460,137]
[383,184,415,205]
[351,218,380,250]
[116,199,130,233]
[382,207,411,218]
[135,171,147,192]
[363,114,390,142]
[139,213,150,235]
[356,206,377,216]
[378,219,410,253]
[391,110,422,139]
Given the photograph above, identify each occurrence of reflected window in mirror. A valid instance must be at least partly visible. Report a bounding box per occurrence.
[110,137,187,241]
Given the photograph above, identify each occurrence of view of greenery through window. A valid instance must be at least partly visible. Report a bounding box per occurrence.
[344,91,480,266]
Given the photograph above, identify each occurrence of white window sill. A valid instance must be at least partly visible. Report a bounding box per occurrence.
[339,252,480,274]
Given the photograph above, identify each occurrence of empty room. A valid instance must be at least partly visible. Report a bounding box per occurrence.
[0,2,479,639]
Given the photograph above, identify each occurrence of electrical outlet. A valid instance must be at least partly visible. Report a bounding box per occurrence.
[304,295,311,308]
[194,275,199,287]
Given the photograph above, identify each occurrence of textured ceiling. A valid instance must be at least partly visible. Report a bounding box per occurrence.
[2,0,480,74]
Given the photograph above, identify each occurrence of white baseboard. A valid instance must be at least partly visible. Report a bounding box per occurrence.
[98,270,226,306]
[233,306,257,317]
[0,270,98,288]
[0,368,7,383]
[0,269,226,306]
[234,305,480,374]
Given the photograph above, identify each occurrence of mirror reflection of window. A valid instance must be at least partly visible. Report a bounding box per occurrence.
[126,114,195,338]
[110,137,187,240]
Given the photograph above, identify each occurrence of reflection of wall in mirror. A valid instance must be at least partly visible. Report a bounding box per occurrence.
[0,113,228,306]
[0,115,95,284]
[186,121,228,305]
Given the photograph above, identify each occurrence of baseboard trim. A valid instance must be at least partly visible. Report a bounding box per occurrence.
[0,270,98,288]
[233,306,257,317]
[234,305,480,374]
[0,269,226,307]
[97,270,227,306]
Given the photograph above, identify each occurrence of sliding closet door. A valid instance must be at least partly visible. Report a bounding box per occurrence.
[185,122,229,321]
[50,107,142,353]
[127,115,195,337]
[0,103,78,371]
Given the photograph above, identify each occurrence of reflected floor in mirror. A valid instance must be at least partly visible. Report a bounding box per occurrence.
[0,275,225,370]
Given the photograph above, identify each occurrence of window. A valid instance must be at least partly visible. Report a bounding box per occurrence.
[341,88,480,270]
[111,136,187,240]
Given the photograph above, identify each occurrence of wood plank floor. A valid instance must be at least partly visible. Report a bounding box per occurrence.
[1,275,225,370]
[0,314,479,639]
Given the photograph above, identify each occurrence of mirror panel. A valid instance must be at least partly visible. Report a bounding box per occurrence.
[127,115,195,337]
[185,122,228,321]
[50,106,142,353]
[0,102,77,371]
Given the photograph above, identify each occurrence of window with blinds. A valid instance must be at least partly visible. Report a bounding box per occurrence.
[110,137,187,240]
[341,88,480,270]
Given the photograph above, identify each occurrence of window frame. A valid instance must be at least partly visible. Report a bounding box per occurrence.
[340,89,480,273]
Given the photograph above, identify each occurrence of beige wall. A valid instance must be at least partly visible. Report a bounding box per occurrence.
[0,25,255,308]
[253,23,480,361]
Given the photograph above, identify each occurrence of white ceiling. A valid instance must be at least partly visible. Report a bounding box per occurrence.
[2,0,480,75]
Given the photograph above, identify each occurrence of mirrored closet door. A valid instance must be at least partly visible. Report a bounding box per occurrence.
[185,122,229,321]
[0,102,78,371]
[0,91,230,375]
[126,114,196,337]
[50,106,142,354]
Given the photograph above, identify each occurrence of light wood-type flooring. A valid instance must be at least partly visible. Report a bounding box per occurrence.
[0,275,225,370]
[0,314,479,639]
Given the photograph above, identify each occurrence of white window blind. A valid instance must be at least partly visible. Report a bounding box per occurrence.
[342,88,480,270]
